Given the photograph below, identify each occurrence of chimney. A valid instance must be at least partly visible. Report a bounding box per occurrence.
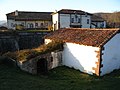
[85,12,88,17]
[15,10,18,16]
[55,10,57,13]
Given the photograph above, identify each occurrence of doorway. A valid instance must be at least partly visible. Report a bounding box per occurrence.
[37,58,48,74]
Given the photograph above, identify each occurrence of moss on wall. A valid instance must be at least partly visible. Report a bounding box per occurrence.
[3,40,63,62]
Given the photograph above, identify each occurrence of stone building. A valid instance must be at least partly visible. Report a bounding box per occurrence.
[6,10,53,30]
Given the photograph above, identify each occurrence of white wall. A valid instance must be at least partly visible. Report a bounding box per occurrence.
[103,21,106,28]
[7,19,15,29]
[91,24,96,28]
[60,14,70,28]
[52,13,92,29]
[23,21,51,29]
[62,43,100,75]
[81,15,91,28]
[101,33,120,76]
[91,21,106,28]
[52,13,59,30]
[51,51,62,68]
[71,14,81,25]
[91,22,103,28]
[7,19,51,30]
[44,39,52,44]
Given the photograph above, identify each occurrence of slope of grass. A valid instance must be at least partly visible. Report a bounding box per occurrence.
[0,64,120,90]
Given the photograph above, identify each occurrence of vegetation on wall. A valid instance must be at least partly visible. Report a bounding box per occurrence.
[3,40,63,61]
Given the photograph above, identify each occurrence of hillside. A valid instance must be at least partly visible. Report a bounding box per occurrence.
[94,11,120,28]
[1,63,120,90]
[0,20,7,27]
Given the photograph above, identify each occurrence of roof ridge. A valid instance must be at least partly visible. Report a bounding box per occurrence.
[99,30,119,47]
[60,9,83,11]
[45,28,119,47]
[61,28,120,31]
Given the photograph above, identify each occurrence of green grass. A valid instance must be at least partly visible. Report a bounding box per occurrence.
[0,64,120,90]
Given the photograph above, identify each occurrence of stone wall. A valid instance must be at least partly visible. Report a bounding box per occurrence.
[18,32,45,49]
[0,36,19,54]
[0,32,49,54]
[17,51,63,74]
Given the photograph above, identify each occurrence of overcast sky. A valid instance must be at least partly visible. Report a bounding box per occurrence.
[0,0,120,21]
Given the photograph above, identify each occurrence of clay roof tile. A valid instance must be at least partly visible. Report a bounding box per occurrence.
[45,28,119,47]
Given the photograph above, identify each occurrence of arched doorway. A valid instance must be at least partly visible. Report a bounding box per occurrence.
[37,58,48,74]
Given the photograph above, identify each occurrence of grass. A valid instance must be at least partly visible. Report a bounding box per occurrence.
[0,64,120,90]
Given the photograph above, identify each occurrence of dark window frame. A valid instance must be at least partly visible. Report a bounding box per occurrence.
[71,18,74,23]
[87,19,89,24]
[78,18,81,23]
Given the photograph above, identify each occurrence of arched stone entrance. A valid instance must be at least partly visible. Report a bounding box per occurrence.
[37,58,48,74]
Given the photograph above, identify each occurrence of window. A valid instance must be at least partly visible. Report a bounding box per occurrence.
[21,23,24,26]
[71,18,74,23]
[41,23,43,26]
[100,23,104,28]
[78,18,80,23]
[85,13,87,17]
[75,14,78,19]
[45,23,48,26]
[35,23,38,26]
[11,23,14,27]
[75,14,78,22]
[30,23,34,28]
[27,23,30,28]
[87,19,89,24]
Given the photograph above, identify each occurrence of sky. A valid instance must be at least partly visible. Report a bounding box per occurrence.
[0,0,120,21]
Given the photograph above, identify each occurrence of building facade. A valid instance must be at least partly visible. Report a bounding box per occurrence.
[45,28,120,76]
[52,9,92,30]
[52,9,106,30]
[6,10,53,30]
[6,9,106,30]
[91,14,106,28]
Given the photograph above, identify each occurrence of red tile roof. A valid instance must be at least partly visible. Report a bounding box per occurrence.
[45,28,119,47]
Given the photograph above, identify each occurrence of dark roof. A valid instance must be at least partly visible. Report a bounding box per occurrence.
[91,14,105,22]
[6,11,53,21]
[52,9,92,15]
[45,28,119,47]
[0,26,8,30]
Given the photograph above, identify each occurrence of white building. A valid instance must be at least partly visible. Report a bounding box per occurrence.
[91,14,106,28]
[45,28,120,76]
[6,10,53,30]
[52,9,92,30]
[52,9,106,30]
[6,9,106,30]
